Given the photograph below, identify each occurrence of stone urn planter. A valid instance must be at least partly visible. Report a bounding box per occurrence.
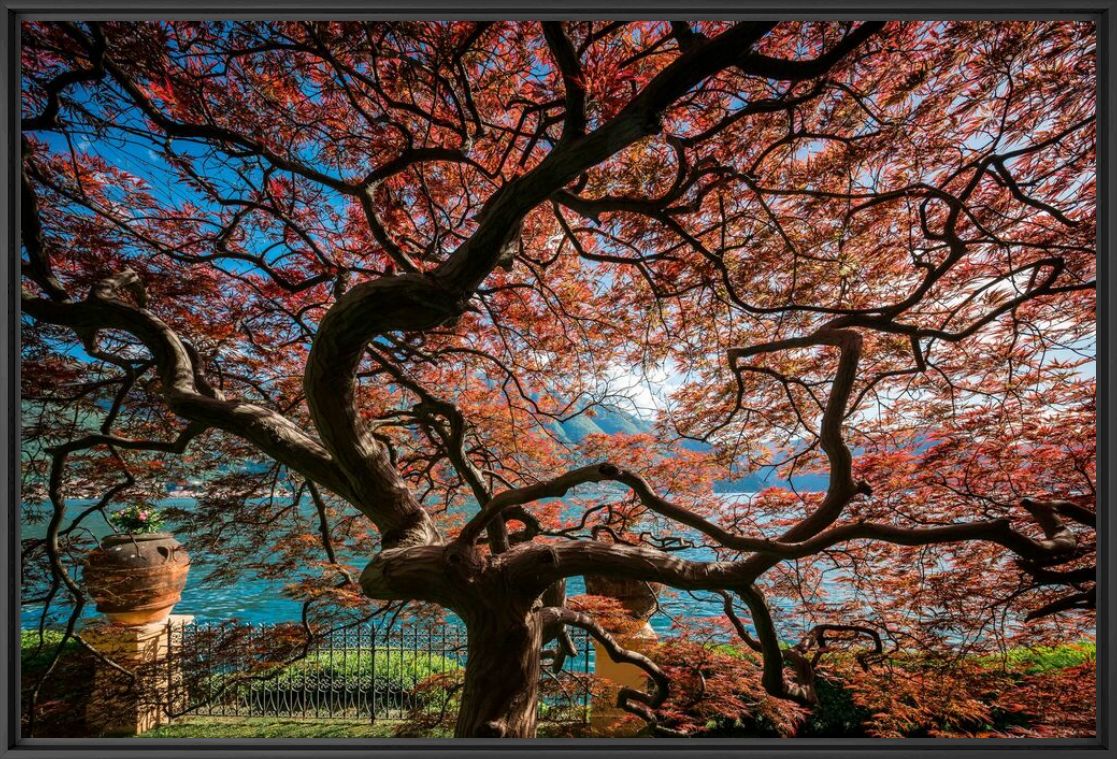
[83,533,190,626]
[583,575,663,621]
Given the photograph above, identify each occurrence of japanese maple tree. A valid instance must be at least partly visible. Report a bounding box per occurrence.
[20,20,1096,738]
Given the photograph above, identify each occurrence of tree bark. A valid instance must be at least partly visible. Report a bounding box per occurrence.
[455,602,544,738]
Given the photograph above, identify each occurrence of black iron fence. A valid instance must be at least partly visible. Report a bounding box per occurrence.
[162,621,593,725]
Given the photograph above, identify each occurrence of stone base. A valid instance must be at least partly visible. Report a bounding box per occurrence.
[589,621,657,736]
[83,615,193,737]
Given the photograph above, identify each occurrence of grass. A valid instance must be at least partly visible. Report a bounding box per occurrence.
[975,640,1096,674]
[20,629,81,673]
[140,717,416,738]
[712,639,1096,674]
[139,717,581,738]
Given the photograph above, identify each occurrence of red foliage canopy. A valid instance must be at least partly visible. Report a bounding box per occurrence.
[20,20,1095,737]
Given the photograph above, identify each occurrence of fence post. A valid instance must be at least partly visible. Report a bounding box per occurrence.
[581,628,591,725]
[79,618,589,729]
[83,614,194,736]
[369,624,377,723]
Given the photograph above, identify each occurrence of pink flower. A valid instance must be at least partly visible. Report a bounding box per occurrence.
[138,510,149,522]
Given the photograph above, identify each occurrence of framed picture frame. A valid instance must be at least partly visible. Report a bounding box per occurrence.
[3,1,1113,757]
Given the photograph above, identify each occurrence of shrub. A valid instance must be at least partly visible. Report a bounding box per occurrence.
[656,639,1096,738]
[992,661,1096,737]
[798,676,871,737]
[652,637,806,737]
[273,648,462,690]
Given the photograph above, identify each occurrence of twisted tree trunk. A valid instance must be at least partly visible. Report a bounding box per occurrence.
[359,543,548,737]
[455,602,544,738]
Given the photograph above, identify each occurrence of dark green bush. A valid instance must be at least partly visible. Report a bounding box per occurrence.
[798,677,871,737]
[21,628,95,737]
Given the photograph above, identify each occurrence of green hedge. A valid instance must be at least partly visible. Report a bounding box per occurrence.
[286,648,463,687]
[196,648,464,713]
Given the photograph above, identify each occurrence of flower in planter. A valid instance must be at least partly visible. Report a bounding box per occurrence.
[109,503,166,534]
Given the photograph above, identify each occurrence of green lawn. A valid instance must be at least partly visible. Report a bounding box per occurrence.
[975,640,1095,674]
[139,717,583,738]
[140,718,423,738]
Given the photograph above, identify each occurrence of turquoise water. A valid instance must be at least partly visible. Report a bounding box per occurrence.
[20,496,763,635]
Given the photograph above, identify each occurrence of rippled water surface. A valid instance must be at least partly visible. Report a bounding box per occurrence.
[21,495,782,635]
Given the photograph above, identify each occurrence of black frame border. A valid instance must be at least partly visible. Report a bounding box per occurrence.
[1,2,1113,756]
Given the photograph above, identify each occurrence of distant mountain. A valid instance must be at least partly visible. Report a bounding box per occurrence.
[549,404,651,443]
[713,469,828,494]
[550,404,828,493]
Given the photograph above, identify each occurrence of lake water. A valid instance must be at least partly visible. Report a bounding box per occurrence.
[20,495,781,636]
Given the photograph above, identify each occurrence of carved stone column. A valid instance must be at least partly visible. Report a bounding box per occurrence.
[83,615,193,736]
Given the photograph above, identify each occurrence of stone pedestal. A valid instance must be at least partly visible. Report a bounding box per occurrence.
[589,620,658,735]
[83,615,193,736]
